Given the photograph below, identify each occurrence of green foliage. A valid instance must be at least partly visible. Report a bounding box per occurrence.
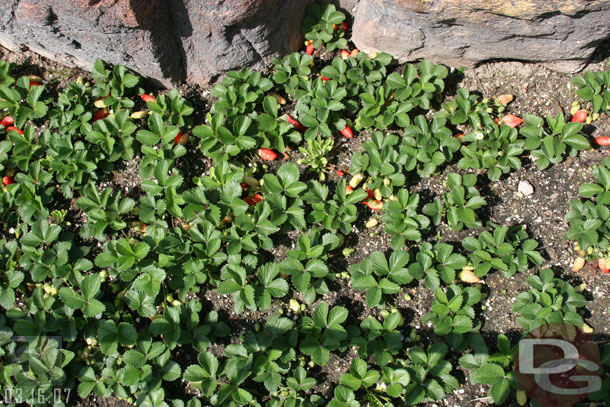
[512,268,588,331]
[422,285,483,348]
[350,251,412,308]
[566,156,610,257]
[423,173,487,230]
[462,225,543,278]
[571,69,610,114]
[298,135,333,178]
[302,3,347,51]
[382,188,430,249]
[520,113,589,170]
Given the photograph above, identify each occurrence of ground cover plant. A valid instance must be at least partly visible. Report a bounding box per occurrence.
[1,3,610,407]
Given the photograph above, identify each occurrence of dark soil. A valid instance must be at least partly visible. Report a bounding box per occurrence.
[3,38,610,407]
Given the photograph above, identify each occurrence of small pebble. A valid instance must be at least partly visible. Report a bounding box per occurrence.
[517,180,534,196]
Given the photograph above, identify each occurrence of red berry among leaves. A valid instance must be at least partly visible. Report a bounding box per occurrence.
[6,126,22,134]
[243,196,258,205]
[340,125,353,138]
[321,75,330,81]
[286,114,306,131]
[253,193,263,203]
[305,41,314,55]
[29,82,40,88]
[365,200,384,210]
[141,94,157,103]
[173,131,188,146]
[341,21,348,31]
[2,176,14,186]
[1,116,14,127]
[340,50,351,59]
[333,23,338,30]
[258,148,277,161]
[336,170,344,177]
[595,136,610,146]
[571,110,587,123]
[93,109,109,122]
[501,114,523,128]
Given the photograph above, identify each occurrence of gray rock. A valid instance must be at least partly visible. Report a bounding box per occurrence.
[351,0,610,72]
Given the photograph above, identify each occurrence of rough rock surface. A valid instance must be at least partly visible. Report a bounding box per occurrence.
[351,0,610,72]
[0,0,184,86]
[1,0,609,87]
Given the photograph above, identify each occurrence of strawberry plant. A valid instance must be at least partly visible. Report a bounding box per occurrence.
[91,59,139,111]
[520,113,590,170]
[457,123,524,181]
[0,75,48,128]
[462,225,543,278]
[512,268,588,331]
[571,69,610,115]
[271,52,313,96]
[421,284,483,347]
[349,251,412,307]
[423,173,487,231]
[402,342,459,403]
[400,115,460,178]
[382,188,431,249]
[211,68,273,118]
[352,312,403,365]
[193,112,257,162]
[565,156,610,259]
[407,242,468,291]
[437,88,495,132]
[349,132,406,198]
[294,78,349,140]
[304,179,368,235]
[300,302,348,366]
[459,334,518,405]
[302,3,347,52]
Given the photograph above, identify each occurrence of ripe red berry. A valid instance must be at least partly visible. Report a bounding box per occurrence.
[340,125,353,138]
[5,126,23,134]
[141,94,156,103]
[258,148,277,161]
[305,41,314,55]
[2,176,14,186]
[336,170,344,177]
[595,136,610,146]
[243,196,258,205]
[321,75,330,81]
[92,109,109,122]
[340,50,351,59]
[253,193,263,203]
[571,110,587,123]
[341,21,348,31]
[501,114,523,128]
[1,116,14,127]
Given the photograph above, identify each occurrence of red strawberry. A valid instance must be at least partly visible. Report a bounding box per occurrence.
[366,189,375,200]
[243,196,258,205]
[341,21,348,31]
[286,114,306,131]
[92,109,109,122]
[2,176,14,186]
[305,41,314,55]
[345,185,353,194]
[173,131,188,146]
[571,110,587,123]
[6,126,22,134]
[595,136,610,146]
[333,24,338,30]
[240,182,248,191]
[1,116,14,127]
[253,193,263,203]
[340,50,351,59]
[141,94,156,103]
[365,200,384,210]
[29,82,40,88]
[321,75,330,81]
[340,125,353,138]
[501,114,523,128]
[258,148,277,161]
[336,170,344,177]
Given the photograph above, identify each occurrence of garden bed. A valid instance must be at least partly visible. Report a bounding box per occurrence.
[1,4,610,407]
